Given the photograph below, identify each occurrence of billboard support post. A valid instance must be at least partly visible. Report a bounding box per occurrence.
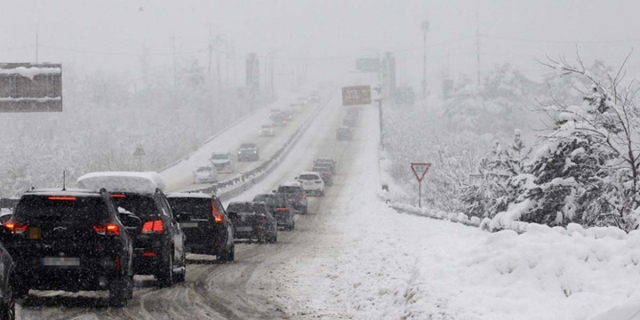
[410,163,432,208]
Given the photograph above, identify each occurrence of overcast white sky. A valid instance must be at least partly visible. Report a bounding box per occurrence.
[1,0,639,87]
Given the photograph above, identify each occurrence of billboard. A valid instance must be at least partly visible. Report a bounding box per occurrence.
[0,63,62,112]
[342,85,372,106]
[356,58,380,73]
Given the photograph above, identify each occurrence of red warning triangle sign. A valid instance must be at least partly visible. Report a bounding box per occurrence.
[410,163,431,182]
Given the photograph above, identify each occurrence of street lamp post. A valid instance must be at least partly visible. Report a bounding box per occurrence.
[421,20,429,100]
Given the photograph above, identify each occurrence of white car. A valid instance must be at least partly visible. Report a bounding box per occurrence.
[259,124,275,137]
[210,152,235,173]
[295,172,325,196]
[193,164,218,184]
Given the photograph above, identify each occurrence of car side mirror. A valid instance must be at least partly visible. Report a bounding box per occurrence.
[174,212,190,221]
[272,190,276,193]
[119,213,141,230]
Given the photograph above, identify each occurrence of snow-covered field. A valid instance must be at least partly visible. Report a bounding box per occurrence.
[252,98,640,320]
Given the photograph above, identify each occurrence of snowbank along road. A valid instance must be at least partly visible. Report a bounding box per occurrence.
[16,84,360,319]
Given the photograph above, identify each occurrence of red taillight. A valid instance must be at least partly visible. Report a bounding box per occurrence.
[276,207,289,211]
[143,251,157,257]
[4,221,28,234]
[111,193,126,198]
[93,223,120,236]
[212,201,224,223]
[299,194,306,199]
[48,196,76,201]
[142,220,164,234]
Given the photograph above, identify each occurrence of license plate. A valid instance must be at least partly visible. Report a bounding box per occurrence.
[29,227,41,240]
[236,226,252,232]
[41,257,80,267]
[180,222,198,228]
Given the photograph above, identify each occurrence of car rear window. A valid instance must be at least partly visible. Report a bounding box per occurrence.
[15,195,110,224]
[278,186,302,193]
[299,174,319,180]
[313,166,331,172]
[211,154,229,160]
[167,198,211,220]
[254,195,287,207]
[111,194,160,221]
[227,203,265,213]
[197,167,213,172]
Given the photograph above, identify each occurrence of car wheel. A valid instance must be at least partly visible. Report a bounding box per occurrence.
[174,252,186,283]
[108,276,132,307]
[11,280,28,301]
[289,221,295,231]
[0,283,15,320]
[157,249,174,287]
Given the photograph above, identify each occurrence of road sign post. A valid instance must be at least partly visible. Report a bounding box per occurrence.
[410,162,431,207]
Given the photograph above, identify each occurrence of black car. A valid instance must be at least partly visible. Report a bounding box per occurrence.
[312,165,334,186]
[167,193,235,262]
[0,242,14,319]
[237,143,260,162]
[313,158,336,174]
[3,189,136,306]
[343,115,357,127]
[275,182,308,214]
[337,127,353,141]
[110,191,186,287]
[77,172,187,287]
[226,202,278,243]
[253,194,295,230]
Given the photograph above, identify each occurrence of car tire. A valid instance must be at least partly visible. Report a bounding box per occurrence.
[108,276,132,307]
[11,280,28,301]
[157,249,174,288]
[218,243,235,263]
[174,252,186,283]
[0,283,15,320]
[289,221,295,231]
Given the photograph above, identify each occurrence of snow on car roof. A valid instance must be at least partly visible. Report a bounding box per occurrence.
[166,192,212,199]
[77,171,167,194]
[299,171,321,176]
[280,181,302,187]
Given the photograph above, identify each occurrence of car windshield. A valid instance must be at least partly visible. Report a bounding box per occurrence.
[254,194,287,206]
[261,125,271,128]
[197,167,212,172]
[211,154,229,160]
[15,195,110,225]
[240,144,255,148]
[167,198,211,220]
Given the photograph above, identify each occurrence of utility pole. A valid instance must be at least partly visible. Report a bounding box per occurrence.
[475,10,481,86]
[35,23,39,63]
[224,35,229,88]
[207,25,212,76]
[216,35,222,97]
[231,42,237,88]
[171,35,177,88]
[421,20,429,100]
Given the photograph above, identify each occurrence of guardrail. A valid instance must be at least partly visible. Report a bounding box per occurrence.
[185,89,336,201]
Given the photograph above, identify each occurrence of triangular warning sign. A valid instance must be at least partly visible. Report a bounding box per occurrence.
[410,163,431,182]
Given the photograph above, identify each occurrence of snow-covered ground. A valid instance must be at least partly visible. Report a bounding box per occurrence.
[248,98,640,320]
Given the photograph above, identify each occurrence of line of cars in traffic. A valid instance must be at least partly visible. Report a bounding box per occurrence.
[192,92,323,186]
[336,107,361,141]
[0,156,338,309]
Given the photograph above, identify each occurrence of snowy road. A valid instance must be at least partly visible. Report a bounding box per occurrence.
[16,81,356,319]
[161,90,332,193]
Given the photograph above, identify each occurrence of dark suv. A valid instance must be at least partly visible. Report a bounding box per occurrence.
[275,182,308,214]
[77,172,187,287]
[253,194,295,230]
[167,193,235,262]
[226,202,278,243]
[237,143,260,162]
[3,189,136,306]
